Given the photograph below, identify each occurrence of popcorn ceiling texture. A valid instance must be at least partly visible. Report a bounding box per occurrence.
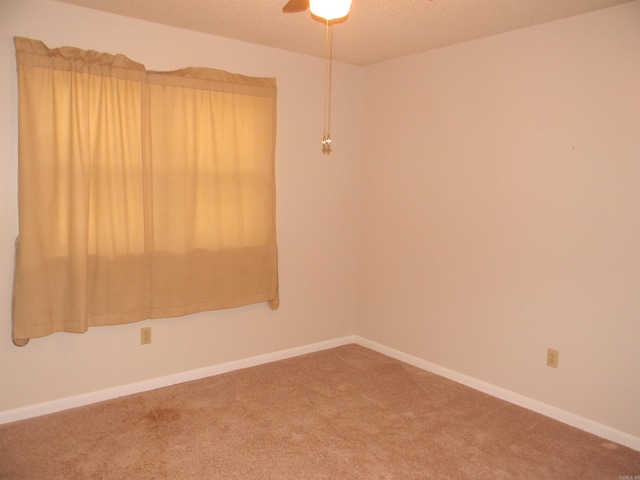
[52,0,633,65]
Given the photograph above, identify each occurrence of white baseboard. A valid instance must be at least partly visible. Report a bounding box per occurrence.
[354,336,640,452]
[2,334,638,452]
[0,335,356,426]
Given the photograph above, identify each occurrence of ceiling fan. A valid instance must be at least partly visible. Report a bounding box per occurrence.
[282,0,352,21]
[282,0,354,152]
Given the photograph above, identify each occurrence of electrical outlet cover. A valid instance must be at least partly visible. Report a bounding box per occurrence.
[141,327,152,345]
[546,348,559,368]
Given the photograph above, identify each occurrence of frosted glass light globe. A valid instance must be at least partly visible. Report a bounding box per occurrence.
[309,0,352,20]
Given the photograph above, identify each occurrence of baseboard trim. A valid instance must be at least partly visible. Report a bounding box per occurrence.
[354,336,640,452]
[0,335,356,426]
[2,334,638,452]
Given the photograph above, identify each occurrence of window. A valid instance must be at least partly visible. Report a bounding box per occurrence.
[12,37,278,345]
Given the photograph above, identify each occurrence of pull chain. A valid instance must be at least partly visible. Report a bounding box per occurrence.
[322,19,333,153]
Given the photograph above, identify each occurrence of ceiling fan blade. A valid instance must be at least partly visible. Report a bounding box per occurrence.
[282,0,309,13]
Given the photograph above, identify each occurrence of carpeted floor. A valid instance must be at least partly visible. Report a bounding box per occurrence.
[0,344,638,479]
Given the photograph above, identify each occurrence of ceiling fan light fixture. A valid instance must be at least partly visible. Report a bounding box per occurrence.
[309,0,352,20]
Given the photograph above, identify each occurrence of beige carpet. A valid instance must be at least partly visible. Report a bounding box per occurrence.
[0,344,638,479]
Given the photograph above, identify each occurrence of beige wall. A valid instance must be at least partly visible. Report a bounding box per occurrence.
[1,0,639,444]
[0,0,362,410]
[358,2,640,438]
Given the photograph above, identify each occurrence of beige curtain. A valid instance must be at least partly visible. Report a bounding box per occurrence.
[12,37,278,346]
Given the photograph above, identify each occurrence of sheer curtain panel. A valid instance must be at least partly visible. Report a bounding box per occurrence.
[12,37,278,346]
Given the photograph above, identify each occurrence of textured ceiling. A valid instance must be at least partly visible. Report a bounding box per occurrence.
[52,0,633,65]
